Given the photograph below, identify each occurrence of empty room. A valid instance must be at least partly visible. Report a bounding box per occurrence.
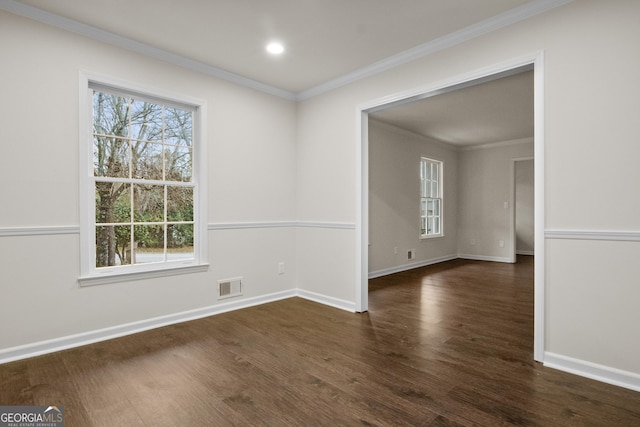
[1,0,639,425]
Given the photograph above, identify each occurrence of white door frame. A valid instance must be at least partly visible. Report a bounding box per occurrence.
[355,52,546,362]
[510,156,535,263]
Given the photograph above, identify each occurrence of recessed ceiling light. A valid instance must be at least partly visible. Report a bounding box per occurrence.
[266,42,285,55]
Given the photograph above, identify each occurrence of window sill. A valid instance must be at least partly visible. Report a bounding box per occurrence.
[79,263,209,287]
[420,234,445,240]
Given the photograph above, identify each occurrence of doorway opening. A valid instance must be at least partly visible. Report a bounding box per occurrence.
[356,53,545,361]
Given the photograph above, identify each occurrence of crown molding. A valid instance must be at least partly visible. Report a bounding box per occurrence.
[1,0,572,102]
[369,119,534,152]
[296,0,573,100]
[368,118,457,151]
[0,0,296,101]
[458,136,534,152]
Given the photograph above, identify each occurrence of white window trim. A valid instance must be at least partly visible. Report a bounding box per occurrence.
[420,157,444,239]
[78,71,208,286]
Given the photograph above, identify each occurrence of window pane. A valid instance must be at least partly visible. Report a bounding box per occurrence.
[132,141,163,180]
[431,182,438,198]
[134,224,165,264]
[432,163,439,182]
[427,217,433,235]
[421,217,427,236]
[167,224,194,261]
[93,92,129,137]
[165,108,193,147]
[96,225,132,267]
[427,199,434,216]
[165,145,192,182]
[96,182,131,223]
[420,198,426,217]
[433,217,440,234]
[433,199,441,217]
[167,187,194,221]
[130,99,163,142]
[134,184,164,222]
[94,136,130,177]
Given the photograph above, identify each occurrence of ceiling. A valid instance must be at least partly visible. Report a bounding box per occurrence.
[370,70,534,146]
[10,0,567,97]
[6,0,549,145]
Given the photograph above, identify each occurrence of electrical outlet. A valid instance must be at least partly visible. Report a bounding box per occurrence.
[499,240,505,248]
[278,262,285,275]
[408,249,416,260]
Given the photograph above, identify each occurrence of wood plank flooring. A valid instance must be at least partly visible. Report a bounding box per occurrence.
[2,256,639,426]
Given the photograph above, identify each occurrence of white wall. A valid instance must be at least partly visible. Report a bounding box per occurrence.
[368,120,457,275]
[296,0,640,380]
[516,159,535,254]
[0,12,297,352]
[457,140,534,261]
[3,0,640,389]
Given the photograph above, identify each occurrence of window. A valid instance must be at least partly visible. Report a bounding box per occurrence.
[420,157,443,238]
[80,75,207,284]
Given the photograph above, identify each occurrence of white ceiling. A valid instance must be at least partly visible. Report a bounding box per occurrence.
[10,0,567,97]
[6,0,550,145]
[370,70,534,146]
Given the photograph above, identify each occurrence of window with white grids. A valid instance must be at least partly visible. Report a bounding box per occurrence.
[80,75,207,284]
[420,157,443,238]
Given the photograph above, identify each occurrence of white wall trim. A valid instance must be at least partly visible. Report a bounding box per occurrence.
[0,226,80,237]
[0,289,298,364]
[368,255,458,279]
[296,290,356,313]
[296,221,356,230]
[0,289,355,364]
[0,222,357,237]
[0,0,571,102]
[298,0,572,100]
[545,229,640,242]
[0,0,295,101]
[544,352,640,393]
[208,221,297,230]
[459,136,534,152]
[516,250,535,256]
[357,54,546,363]
[457,254,513,263]
[209,221,355,230]
[368,119,456,151]
[78,263,210,287]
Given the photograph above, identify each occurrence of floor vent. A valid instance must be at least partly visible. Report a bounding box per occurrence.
[218,278,243,300]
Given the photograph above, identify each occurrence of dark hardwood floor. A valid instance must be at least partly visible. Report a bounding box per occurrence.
[2,256,639,426]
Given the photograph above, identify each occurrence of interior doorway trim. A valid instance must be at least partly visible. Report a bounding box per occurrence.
[355,51,545,362]
[510,156,535,263]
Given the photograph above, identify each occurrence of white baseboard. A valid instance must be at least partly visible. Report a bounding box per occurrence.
[516,250,535,256]
[457,253,512,263]
[368,255,458,279]
[296,289,356,312]
[544,352,640,393]
[0,289,296,364]
[0,288,357,364]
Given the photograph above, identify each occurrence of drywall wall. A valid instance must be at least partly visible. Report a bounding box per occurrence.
[515,158,535,254]
[0,11,297,352]
[368,120,457,275]
[295,0,640,380]
[457,140,533,261]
